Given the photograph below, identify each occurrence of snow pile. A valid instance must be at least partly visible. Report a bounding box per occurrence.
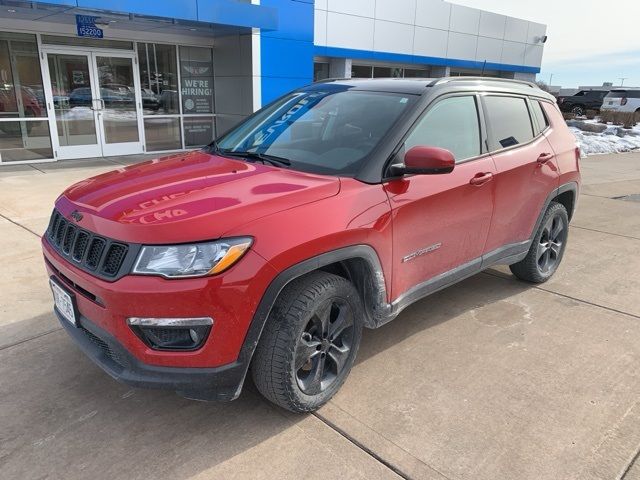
[568,122,640,156]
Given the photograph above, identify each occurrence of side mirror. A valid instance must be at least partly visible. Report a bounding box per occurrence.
[390,146,455,176]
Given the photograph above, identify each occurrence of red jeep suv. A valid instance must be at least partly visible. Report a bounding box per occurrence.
[43,78,580,412]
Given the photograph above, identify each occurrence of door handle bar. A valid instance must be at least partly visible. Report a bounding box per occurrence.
[537,152,554,164]
[469,172,493,186]
[90,98,105,111]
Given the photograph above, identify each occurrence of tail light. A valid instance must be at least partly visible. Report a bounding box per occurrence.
[621,97,628,106]
[575,146,581,170]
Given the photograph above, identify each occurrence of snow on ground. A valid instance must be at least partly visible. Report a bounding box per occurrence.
[569,121,640,156]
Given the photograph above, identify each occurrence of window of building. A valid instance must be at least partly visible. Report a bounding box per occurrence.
[373,66,402,78]
[0,32,52,162]
[137,42,181,151]
[352,64,429,79]
[483,96,534,150]
[404,96,480,162]
[530,100,549,134]
[351,65,373,78]
[180,46,215,147]
[403,68,430,78]
[314,62,329,82]
[138,43,179,115]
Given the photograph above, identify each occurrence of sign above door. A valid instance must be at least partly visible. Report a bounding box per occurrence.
[76,15,104,39]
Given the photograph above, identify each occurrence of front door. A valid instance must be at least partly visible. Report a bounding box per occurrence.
[43,49,144,160]
[385,95,496,300]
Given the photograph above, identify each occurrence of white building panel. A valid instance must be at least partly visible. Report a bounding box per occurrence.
[524,44,544,67]
[413,26,448,58]
[478,11,505,39]
[375,0,416,26]
[449,4,480,35]
[447,31,477,61]
[504,16,528,43]
[501,40,526,65]
[526,21,547,44]
[326,12,374,51]
[374,20,414,55]
[318,0,546,71]
[327,0,375,18]
[476,36,503,63]
[314,8,327,47]
[415,0,451,31]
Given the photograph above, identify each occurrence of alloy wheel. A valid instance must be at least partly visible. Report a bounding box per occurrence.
[295,298,354,395]
[537,213,566,274]
[571,106,584,116]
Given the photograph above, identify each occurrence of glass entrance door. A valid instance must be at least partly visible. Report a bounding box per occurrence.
[46,52,102,159]
[94,55,143,156]
[43,49,143,160]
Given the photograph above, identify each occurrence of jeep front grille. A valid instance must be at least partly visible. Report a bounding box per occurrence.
[46,209,137,280]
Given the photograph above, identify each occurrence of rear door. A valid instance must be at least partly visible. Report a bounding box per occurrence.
[482,94,560,256]
[385,94,496,299]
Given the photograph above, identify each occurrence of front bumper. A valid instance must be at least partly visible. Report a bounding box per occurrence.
[43,236,276,368]
[42,232,278,399]
[55,308,247,401]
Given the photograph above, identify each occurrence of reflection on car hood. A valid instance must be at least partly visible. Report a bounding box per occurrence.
[55,150,340,244]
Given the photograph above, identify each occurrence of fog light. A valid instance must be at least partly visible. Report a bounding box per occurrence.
[127,317,213,351]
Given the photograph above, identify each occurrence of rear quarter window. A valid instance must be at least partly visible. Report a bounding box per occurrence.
[483,96,534,151]
[530,100,549,134]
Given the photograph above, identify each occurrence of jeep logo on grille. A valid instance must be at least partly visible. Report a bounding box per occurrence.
[69,210,83,222]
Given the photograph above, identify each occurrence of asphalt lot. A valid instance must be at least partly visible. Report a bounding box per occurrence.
[1,152,640,479]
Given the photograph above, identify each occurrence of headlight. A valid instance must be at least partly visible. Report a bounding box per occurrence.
[132,237,252,278]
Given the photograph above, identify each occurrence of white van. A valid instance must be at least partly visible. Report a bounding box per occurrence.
[601,88,640,113]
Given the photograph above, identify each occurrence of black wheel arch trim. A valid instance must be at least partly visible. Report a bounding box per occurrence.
[238,245,390,365]
[529,182,579,242]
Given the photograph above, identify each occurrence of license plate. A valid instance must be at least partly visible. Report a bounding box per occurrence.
[50,278,77,326]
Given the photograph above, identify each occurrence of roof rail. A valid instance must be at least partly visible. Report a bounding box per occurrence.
[428,76,538,89]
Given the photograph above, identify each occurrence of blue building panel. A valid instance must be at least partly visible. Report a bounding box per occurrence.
[77,0,198,20]
[197,0,278,30]
[314,46,541,74]
[37,0,277,29]
[259,0,315,105]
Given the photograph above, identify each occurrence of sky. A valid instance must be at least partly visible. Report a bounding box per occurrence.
[451,0,640,88]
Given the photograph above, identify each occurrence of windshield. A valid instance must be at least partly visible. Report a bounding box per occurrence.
[214,88,416,176]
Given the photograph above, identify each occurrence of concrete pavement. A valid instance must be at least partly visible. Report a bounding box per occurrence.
[1,152,640,479]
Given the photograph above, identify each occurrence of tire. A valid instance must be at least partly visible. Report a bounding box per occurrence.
[251,271,364,412]
[570,105,585,116]
[509,201,569,283]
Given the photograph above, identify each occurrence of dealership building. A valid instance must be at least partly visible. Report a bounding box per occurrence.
[0,0,546,164]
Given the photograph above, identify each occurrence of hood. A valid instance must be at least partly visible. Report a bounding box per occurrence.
[56,150,340,244]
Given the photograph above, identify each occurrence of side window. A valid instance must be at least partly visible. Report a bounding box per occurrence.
[483,96,534,151]
[530,100,549,134]
[404,96,480,162]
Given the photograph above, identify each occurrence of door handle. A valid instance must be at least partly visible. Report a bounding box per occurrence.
[469,172,493,186]
[537,152,554,164]
[90,98,105,111]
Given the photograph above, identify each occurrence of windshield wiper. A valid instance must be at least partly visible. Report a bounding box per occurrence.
[220,150,292,167]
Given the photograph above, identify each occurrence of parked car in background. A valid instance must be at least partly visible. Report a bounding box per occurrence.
[69,85,135,109]
[140,88,160,111]
[43,77,580,412]
[558,89,609,115]
[600,88,640,114]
